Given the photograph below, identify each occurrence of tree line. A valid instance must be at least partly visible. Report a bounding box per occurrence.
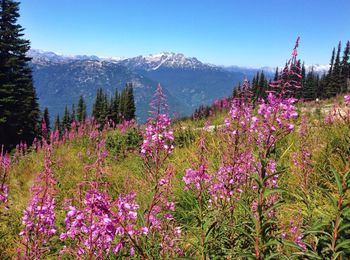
[0,0,40,150]
[52,83,136,134]
[232,40,350,101]
[194,41,350,120]
[0,0,136,150]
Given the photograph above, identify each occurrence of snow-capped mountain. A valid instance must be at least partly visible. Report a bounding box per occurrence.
[28,48,331,123]
[29,49,329,74]
[27,49,100,65]
[28,48,328,123]
[304,64,329,74]
[117,52,216,71]
[28,49,244,121]
[222,64,329,76]
[28,49,218,71]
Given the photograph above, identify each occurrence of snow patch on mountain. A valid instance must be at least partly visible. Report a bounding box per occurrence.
[28,49,330,74]
[117,52,217,71]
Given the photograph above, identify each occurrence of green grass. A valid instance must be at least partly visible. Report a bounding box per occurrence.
[1,98,350,259]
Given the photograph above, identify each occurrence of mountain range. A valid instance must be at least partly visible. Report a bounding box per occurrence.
[28,49,328,122]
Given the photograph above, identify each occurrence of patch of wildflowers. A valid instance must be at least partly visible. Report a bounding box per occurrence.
[0,147,10,206]
[19,143,57,258]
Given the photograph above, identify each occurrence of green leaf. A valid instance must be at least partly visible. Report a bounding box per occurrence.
[263,188,286,198]
[335,239,350,251]
[238,200,257,224]
[251,173,263,189]
[283,240,303,250]
[204,221,217,241]
[332,168,343,195]
[265,252,286,260]
[238,252,256,259]
[331,251,343,260]
[280,141,294,160]
[263,239,280,249]
[294,251,323,259]
[304,230,332,240]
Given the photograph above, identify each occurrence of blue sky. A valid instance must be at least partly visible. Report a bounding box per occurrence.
[19,0,350,67]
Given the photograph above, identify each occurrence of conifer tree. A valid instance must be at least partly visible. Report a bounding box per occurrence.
[251,72,260,101]
[43,107,50,131]
[326,42,343,96]
[125,83,136,120]
[40,107,50,140]
[118,87,127,121]
[77,95,87,123]
[92,88,109,125]
[92,88,103,122]
[333,42,342,76]
[258,71,268,99]
[301,62,306,87]
[232,82,241,98]
[318,74,328,99]
[110,89,120,123]
[341,40,350,92]
[70,104,76,123]
[303,70,317,100]
[62,105,71,130]
[0,0,40,150]
[273,67,279,81]
[329,47,335,75]
[295,62,306,99]
[54,114,61,133]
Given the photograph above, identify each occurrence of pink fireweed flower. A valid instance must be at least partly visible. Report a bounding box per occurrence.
[282,218,306,251]
[60,141,147,258]
[0,149,10,205]
[345,95,350,105]
[141,115,174,155]
[0,184,8,204]
[144,167,183,257]
[210,91,257,209]
[183,166,211,191]
[141,84,175,183]
[291,117,313,191]
[269,37,302,96]
[19,144,57,258]
[61,190,145,258]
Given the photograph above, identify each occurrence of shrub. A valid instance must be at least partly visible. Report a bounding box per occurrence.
[105,127,142,159]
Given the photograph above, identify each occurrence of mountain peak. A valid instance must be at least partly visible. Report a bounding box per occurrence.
[28,49,101,65]
[118,52,213,71]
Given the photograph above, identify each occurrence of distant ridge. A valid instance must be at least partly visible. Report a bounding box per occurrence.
[27,49,329,122]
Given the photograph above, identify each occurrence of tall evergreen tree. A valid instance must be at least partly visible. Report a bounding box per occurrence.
[118,87,127,120]
[318,74,328,99]
[329,47,335,75]
[62,105,71,130]
[295,62,306,99]
[77,95,87,123]
[327,42,343,96]
[42,107,50,131]
[258,71,268,99]
[232,82,241,98]
[70,104,76,123]
[341,40,350,92]
[273,67,279,81]
[92,88,103,121]
[303,70,318,100]
[92,88,109,125]
[0,0,40,150]
[54,114,61,133]
[125,83,136,120]
[333,42,342,75]
[110,89,120,123]
[251,71,260,101]
[301,62,306,87]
